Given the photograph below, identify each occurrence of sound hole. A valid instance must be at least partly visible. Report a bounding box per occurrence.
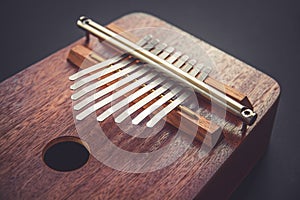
[43,136,90,172]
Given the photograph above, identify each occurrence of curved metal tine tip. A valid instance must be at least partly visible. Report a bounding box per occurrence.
[197,66,212,81]
[142,39,160,51]
[71,63,139,100]
[188,63,203,78]
[114,80,174,123]
[73,68,150,110]
[70,36,158,90]
[166,51,182,64]
[69,56,123,81]
[76,72,157,121]
[146,92,190,127]
[131,86,183,125]
[70,58,134,90]
[174,54,189,68]
[69,35,152,81]
[151,43,168,55]
[97,77,165,122]
[158,46,175,59]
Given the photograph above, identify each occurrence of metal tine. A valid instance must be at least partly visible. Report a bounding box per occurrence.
[151,43,167,55]
[197,66,212,81]
[181,59,197,73]
[174,55,189,68]
[158,47,175,59]
[97,77,165,121]
[166,51,182,63]
[150,41,210,82]
[152,41,209,83]
[69,56,124,81]
[71,64,140,100]
[146,91,190,128]
[189,63,204,77]
[69,35,152,81]
[142,38,160,51]
[70,38,159,90]
[132,86,183,125]
[70,59,133,90]
[73,68,150,110]
[76,71,157,121]
[115,81,174,123]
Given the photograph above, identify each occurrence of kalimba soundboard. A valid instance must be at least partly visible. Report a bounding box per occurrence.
[0,13,280,199]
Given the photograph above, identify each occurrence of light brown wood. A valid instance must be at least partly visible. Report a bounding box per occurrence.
[204,76,252,109]
[0,12,280,200]
[67,45,100,68]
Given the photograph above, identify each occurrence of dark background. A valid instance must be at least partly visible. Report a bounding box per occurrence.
[1,0,299,199]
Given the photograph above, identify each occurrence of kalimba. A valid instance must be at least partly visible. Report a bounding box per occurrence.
[0,13,280,199]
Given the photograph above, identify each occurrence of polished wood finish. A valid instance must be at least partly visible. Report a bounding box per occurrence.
[0,13,280,199]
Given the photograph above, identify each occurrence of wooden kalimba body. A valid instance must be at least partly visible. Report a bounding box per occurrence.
[0,13,280,199]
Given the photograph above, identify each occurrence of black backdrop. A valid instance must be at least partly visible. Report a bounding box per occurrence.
[1,0,299,199]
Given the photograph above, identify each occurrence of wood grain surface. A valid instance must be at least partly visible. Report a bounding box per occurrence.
[0,12,280,199]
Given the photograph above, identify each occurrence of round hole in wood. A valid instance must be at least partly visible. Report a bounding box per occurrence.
[43,136,90,172]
